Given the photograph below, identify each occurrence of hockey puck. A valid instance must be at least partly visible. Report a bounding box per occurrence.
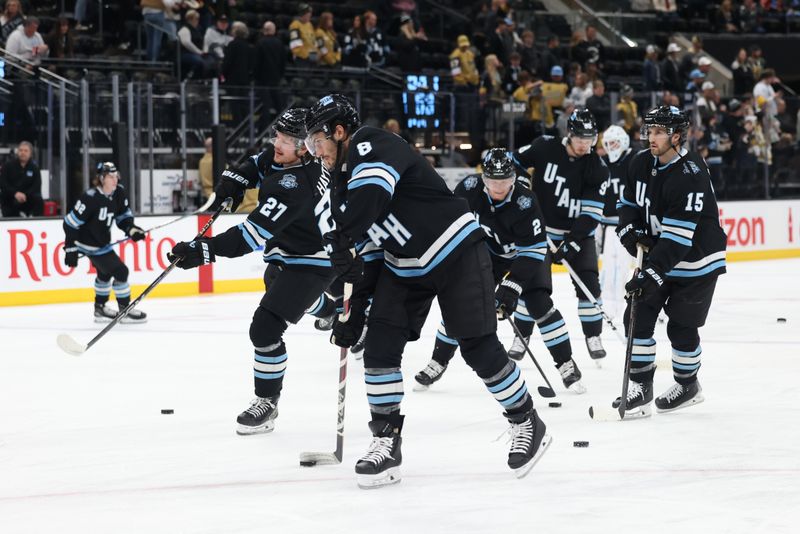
[160,409,174,415]
[299,461,317,467]
[573,441,589,448]
[777,317,787,323]
[548,402,562,408]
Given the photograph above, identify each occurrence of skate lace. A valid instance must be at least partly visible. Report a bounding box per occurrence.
[511,336,528,352]
[662,383,684,402]
[558,360,575,379]
[506,419,534,455]
[360,436,395,465]
[586,336,603,351]
[627,381,643,401]
[244,398,275,418]
[422,360,445,378]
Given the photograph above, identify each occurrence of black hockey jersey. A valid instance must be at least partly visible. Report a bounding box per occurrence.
[455,174,548,281]
[336,126,482,278]
[600,148,633,227]
[212,151,332,273]
[63,185,136,255]
[511,135,609,243]
[617,148,727,279]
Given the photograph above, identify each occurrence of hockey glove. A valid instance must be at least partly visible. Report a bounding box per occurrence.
[495,277,523,319]
[617,223,653,258]
[64,249,78,268]
[168,239,216,269]
[323,231,363,283]
[552,236,581,265]
[128,225,146,242]
[625,266,664,300]
[330,300,367,348]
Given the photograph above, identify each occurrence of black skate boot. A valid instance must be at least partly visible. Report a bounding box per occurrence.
[655,381,704,413]
[355,418,403,489]
[585,336,606,365]
[505,409,552,479]
[314,313,336,331]
[236,396,279,435]
[413,359,448,391]
[120,308,147,324]
[612,380,653,419]
[557,359,586,394]
[350,323,368,359]
[507,335,529,361]
[94,303,117,323]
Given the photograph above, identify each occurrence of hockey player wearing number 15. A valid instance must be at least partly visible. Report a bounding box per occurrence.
[169,108,338,435]
[613,106,727,418]
[305,94,551,489]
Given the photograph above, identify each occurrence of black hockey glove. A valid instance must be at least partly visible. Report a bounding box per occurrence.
[495,277,523,319]
[128,225,146,242]
[323,231,363,283]
[617,223,653,258]
[208,179,245,213]
[330,300,367,348]
[552,236,581,265]
[64,249,78,268]
[625,266,664,300]
[168,239,216,269]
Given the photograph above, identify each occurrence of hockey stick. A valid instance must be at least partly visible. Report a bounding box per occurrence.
[505,315,556,398]
[588,245,645,421]
[299,282,352,467]
[546,236,626,345]
[56,198,232,356]
[67,193,218,258]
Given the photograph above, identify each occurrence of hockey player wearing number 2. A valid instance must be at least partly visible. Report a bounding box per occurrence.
[168,108,338,435]
[613,106,726,418]
[62,162,147,323]
[304,94,551,489]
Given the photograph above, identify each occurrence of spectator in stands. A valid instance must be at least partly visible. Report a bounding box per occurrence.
[502,51,523,94]
[715,0,741,32]
[363,10,389,67]
[0,0,23,48]
[568,72,592,108]
[568,29,586,66]
[584,58,603,85]
[488,16,514,66]
[518,30,539,76]
[383,118,411,144]
[255,21,285,128]
[343,15,368,68]
[512,71,547,139]
[451,34,479,132]
[731,48,752,96]
[566,61,582,88]
[698,56,713,77]
[222,21,252,86]
[395,13,425,72]
[539,35,562,82]
[480,53,506,104]
[662,90,681,108]
[203,14,231,61]
[746,44,765,82]
[616,84,639,135]
[734,114,765,194]
[679,35,704,85]
[661,42,682,93]
[316,11,341,68]
[775,97,796,137]
[643,44,662,91]
[177,9,207,79]
[5,16,48,65]
[199,136,213,201]
[140,0,178,63]
[44,16,73,59]
[0,141,43,217]
[586,79,611,131]
[289,3,319,67]
[696,81,719,124]
[753,68,780,117]
[74,0,91,31]
[541,65,568,123]
[556,97,576,138]
[577,24,603,66]
[684,69,705,108]
[739,0,764,33]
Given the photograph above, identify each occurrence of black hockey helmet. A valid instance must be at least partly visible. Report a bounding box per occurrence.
[304,94,361,154]
[641,105,690,144]
[96,161,118,178]
[567,109,598,139]
[273,107,308,140]
[481,148,515,181]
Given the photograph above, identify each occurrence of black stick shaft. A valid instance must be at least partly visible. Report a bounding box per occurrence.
[618,246,646,419]
[506,315,556,397]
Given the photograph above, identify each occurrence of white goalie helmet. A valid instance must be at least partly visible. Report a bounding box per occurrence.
[602,125,630,163]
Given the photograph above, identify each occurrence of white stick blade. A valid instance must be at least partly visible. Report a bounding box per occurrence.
[298,452,340,466]
[588,405,623,422]
[57,334,87,356]
[198,192,216,212]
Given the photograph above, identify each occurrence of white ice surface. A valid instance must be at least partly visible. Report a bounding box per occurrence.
[1,260,799,534]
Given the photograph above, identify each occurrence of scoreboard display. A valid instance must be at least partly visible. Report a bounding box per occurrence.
[402,74,441,130]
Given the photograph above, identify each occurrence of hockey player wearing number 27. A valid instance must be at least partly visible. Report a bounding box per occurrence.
[613,106,727,418]
[304,94,551,490]
[168,108,339,436]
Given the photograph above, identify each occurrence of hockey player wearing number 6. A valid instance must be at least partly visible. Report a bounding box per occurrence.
[510,109,610,364]
[305,94,551,489]
[613,106,726,417]
[414,149,584,394]
[168,108,338,435]
[62,162,147,323]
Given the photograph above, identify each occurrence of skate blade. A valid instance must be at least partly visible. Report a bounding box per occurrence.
[656,394,705,413]
[514,434,552,479]
[357,466,401,489]
[623,403,652,419]
[567,380,587,395]
[120,316,147,324]
[353,352,363,361]
[94,316,114,323]
[508,352,525,362]
[235,421,276,435]
[412,382,430,392]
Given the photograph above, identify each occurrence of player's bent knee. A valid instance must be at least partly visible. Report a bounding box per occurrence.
[666,321,699,349]
[250,306,288,346]
[363,321,405,368]
[459,334,508,378]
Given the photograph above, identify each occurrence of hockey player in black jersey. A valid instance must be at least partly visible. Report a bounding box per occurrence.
[511,109,610,363]
[305,94,551,488]
[414,149,584,394]
[614,106,726,417]
[597,125,635,320]
[63,162,147,323]
[169,108,338,435]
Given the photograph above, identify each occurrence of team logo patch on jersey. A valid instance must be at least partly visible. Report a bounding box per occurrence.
[687,160,701,174]
[279,174,299,189]
[516,195,532,210]
[463,176,479,190]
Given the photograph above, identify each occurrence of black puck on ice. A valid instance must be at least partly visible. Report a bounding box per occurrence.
[777,317,787,323]
[573,441,589,448]
[161,409,174,415]
[548,402,562,408]
[299,461,316,467]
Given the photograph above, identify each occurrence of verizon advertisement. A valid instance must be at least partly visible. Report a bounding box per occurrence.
[1,202,799,306]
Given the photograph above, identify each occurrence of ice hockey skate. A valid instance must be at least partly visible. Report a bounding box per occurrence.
[120,308,147,324]
[94,303,117,323]
[236,396,279,435]
[585,336,606,366]
[350,324,367,359]
[612,380,653,418]
[505,409,551,479]
[557,358,586,393]
[355,419,403,489]
[655,381,704,413]
[413,359,448,391]
[507,335,529,361]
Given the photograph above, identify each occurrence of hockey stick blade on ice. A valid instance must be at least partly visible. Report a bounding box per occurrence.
[505,314,556,398]
[56,198,232,356]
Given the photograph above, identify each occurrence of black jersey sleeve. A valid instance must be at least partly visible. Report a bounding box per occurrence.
[569,154,608,240]
[221,149,273,190]
[63,191,97,246]
[506,193,548,281]
[113,187,135,234]
[510,136,548,177]
[617,153,647,231]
